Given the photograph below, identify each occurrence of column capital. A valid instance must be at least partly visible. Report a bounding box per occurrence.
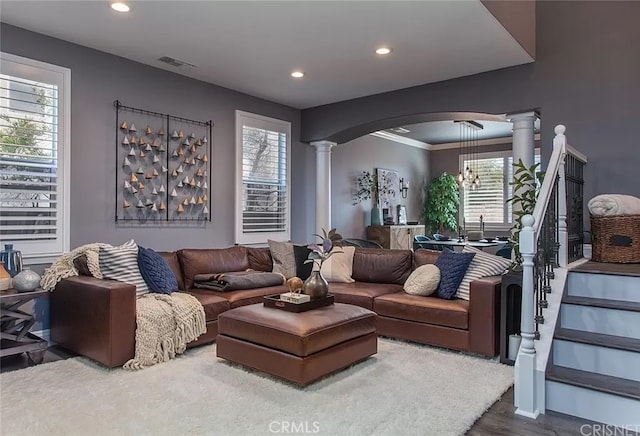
[507,111,539,123]
[310,140,337,152]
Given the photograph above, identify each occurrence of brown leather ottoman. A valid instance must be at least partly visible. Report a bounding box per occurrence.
[217,302,377,385]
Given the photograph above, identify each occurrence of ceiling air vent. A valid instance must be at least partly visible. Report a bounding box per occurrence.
[157,56,197,68]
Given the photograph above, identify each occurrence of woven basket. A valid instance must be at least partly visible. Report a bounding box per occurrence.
[590,215,640,263]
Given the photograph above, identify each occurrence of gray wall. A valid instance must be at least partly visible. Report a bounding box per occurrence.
[331,135,429,239]
[301,1,640,218]
[0,24,314,331]
[0,24,314,253]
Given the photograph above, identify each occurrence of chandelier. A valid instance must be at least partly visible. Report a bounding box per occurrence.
[455,120,484,191]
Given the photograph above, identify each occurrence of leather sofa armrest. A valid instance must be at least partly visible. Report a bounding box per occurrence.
[468,275,502,356]
[50,276,136,368]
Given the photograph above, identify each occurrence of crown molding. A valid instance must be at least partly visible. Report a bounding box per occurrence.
[369,131,432,150]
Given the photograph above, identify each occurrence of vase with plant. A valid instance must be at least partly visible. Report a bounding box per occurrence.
[424,173,459,235]
[507,159,544,266]
[353,171,396,226]
[303,228,343,299]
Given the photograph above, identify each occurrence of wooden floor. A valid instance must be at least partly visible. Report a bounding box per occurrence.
[572,260,640,277]
[1,347,599,435]
[468,387,597,435]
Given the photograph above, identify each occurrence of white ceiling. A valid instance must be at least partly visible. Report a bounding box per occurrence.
[0,1,533,109]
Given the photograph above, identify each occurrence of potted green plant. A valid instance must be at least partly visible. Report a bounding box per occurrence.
[424,173,459,235]
[507,159,544,265]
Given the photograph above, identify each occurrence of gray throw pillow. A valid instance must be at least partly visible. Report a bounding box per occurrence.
[268,240,297,279]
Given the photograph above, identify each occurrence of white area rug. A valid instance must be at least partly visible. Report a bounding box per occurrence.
[0,338,512,436]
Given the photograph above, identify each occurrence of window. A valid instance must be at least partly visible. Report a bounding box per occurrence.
[235,111,290,244]
[0,53,70,263]
[460,150,540,229]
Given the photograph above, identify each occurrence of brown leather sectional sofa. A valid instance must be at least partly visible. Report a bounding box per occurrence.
[50,246,501,368]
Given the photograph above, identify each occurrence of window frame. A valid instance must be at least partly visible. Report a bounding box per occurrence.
[234,110,291,245]
[459,149,540,232]
[0,52,70,264]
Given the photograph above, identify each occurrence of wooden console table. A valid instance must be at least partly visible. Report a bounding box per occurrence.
[0,288,48,365]
[367,225,425,250]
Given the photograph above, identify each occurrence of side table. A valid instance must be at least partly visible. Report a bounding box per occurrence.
[0,288,48,365]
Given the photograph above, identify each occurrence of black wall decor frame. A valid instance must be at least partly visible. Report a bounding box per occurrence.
[114,100,213,222]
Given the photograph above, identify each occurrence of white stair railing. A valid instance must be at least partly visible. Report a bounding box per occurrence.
[515,124,582,418]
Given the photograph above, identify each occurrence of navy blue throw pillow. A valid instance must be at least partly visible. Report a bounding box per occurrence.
[138,246,179,294]
[434,249,475,299]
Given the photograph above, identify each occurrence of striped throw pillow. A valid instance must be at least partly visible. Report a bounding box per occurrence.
[99,239,149,297]
[456,245,511,300]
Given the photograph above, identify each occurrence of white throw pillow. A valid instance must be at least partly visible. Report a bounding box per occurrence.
[404,264,441,296]
[321,246,356,283]
[99,239,149,297]
[456,245,511,300]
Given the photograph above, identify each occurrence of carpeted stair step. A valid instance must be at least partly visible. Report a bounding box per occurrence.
[546,365,640,401]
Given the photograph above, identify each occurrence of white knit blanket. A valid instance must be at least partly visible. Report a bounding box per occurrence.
[40,243,110,291]
[588,194,640,217]
[123,293,206,370]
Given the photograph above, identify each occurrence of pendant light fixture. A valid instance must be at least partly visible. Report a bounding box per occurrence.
[455,120,484,190]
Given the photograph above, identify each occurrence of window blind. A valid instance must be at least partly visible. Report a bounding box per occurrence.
[241,125,288,235]
[462,157,506,224]
[461,152,542,227]
[0,74,59,243]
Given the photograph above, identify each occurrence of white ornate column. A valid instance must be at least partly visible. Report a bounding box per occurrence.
[508,111,538,222]
[310,140,336,235]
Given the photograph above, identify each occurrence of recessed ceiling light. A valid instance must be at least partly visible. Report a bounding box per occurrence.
[375,47,393,55]
[111,2,130,13]
[291,71,305,78]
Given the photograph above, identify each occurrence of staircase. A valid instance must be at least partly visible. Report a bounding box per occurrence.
[545,261,640,426]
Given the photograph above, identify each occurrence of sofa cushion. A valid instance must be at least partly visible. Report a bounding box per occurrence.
[321,245,356,283]
[184,290,230,322]
[138,247,178,294]
[158,251,185,291]
[199,284,288,308]
[374,293,469,329]
[403,264,440,296]
[434,250,475,300]
[352,248,412,284]
[178,246,250,290]
[329,282,403,310]
[246,247,273,272]
[413,249,441,269]
[268,240,297,278]
[456,246,510,300]
[99,239,149,297]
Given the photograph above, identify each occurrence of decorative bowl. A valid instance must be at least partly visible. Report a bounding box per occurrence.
[12,269,41,292]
